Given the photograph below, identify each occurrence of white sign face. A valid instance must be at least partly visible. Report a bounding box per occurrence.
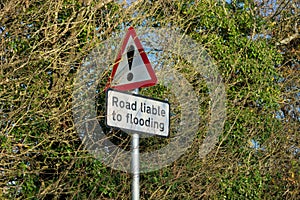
[106,89,170,137]
[112,36,152,86]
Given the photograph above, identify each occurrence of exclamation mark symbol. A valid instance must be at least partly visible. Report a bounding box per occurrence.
[127,45,134,81]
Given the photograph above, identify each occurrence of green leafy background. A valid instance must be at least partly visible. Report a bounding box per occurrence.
[1,0,299,199]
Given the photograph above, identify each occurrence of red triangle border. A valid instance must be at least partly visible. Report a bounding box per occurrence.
[107,27,157,91]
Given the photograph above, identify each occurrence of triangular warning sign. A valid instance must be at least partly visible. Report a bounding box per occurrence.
[107,27,157,91]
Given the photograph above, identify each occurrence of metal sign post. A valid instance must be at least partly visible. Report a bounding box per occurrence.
[106,88,170,200]
[105,27,169,200]
[131,88,140,200]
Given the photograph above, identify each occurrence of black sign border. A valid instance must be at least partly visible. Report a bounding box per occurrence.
[105,88,170,138]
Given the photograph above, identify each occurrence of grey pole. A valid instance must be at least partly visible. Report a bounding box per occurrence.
[131,88,140,200]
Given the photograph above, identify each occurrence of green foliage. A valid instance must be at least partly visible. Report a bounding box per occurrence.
[220,169,270,199]
[1,0,299,199]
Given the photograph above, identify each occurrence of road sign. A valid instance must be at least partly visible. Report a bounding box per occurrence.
[106,89,170,137]
[107,27,157,91]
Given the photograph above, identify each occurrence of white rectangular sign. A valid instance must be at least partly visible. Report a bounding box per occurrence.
[106,89,170,137]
